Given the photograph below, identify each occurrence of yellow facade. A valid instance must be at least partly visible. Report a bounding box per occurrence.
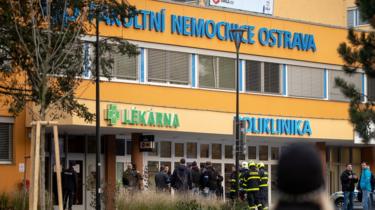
[274,0,346,27]
[0,0,370,196]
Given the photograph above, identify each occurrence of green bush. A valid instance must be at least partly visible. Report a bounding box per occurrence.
[0,191,28,210]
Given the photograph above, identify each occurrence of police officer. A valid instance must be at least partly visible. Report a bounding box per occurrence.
[243,161,260,210]
[258,162,269,210]
[62,164,77,210]
[239,161,249,201]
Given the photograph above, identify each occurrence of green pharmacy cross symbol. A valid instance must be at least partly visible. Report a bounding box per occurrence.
[106,104,120,125]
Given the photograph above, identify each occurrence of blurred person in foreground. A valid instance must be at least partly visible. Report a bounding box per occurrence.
[274,143,333,210]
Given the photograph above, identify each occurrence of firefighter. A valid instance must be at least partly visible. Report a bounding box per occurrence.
[258,162,269,210]
[229,165,237,201]
[239,161,249,201]
[243,161,260,210]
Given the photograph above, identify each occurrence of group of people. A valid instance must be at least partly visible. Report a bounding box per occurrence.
[341,161,375,210]
[228,161,269,210]
[154,158,224,198]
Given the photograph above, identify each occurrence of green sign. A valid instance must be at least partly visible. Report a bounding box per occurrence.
[104,104,180,128]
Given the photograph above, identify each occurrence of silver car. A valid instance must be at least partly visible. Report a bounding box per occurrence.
[331,190,375,209]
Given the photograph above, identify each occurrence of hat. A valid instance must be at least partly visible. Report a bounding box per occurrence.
[241,161,248,169]
[277,143,324,195]
[248,160,256,167]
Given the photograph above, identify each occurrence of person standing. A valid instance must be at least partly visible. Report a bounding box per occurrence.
[171,158,192,193]
[359,161,373,210]
[62,164,77,210]
[239,161,249,201]
[200,161,218,198]
[258,162,269,210]
[340,163,358,210]
[190,161,201,195]
[229,166,237,201]
[155,165,170,192]
[122,163,143,193]
[243,161,260,210]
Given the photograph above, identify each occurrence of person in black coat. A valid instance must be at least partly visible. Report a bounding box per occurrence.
[155,165,170,192]
[171,158,192,192]
[274,143,334,210]
[340,163,358,210]
[62,164,77,210]
[190,161,201,194]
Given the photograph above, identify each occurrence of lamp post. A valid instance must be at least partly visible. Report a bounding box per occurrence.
[230,28,246,199]
[95,7,102,210]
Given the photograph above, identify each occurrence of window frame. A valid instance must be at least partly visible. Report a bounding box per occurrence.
[146,49,192,87]
[0,117,14,164]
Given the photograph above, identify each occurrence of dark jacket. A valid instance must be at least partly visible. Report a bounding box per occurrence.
[155,171,170,191]
[191,166,201,187]
[62,168,77,191]
[171,165,192,191]
[200,166,218,191]
[341,170,358,192]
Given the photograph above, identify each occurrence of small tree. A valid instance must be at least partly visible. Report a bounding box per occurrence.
[0,0,138,209]
[337,0,375,143]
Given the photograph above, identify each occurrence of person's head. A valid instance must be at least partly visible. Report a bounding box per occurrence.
[241,161,248,170]
[277,143,324,196]
[180,158,186,165]
[127,164,132,170]
[232,165,236,172]
[192,161,197,167]
[206,161,212,167]
[346,163,353,171]
[248,160,256,169]
[160,165,165,172]
[132,163,137,170]
[164,166,169,173]
[361,161,368,169]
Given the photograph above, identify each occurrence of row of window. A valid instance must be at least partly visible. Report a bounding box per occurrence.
[90,48,374,102]
[146,141,280,161]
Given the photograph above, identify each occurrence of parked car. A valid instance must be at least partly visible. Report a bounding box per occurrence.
[331,190,375,209]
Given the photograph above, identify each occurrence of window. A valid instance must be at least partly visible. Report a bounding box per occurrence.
[245,61,281,94]
[259,145,268,161]
[199,55,235,90]
[116,139,125,156]
[0,123,12,162]
[148,142,159,156]
[212,144,222,159]
[271,147,279,160]
[101,49,138,80]
[113,52,138,80]
[248,146,256,160]
[329,70,362,101]
[187,143,197,159]
[225,145,233,159]
[160,142,171,158]
[175,143,184,157]
[126,141,132,155]
[148,49,190,85]
[347,8,369,27]
[288,65,324,98]
[368,76,375,101]
[200,144,209,158]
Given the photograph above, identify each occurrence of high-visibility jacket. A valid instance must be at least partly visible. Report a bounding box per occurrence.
[243,167,260,192]
[259,168,269,188]
[239,168,249,190]
[229,172,237,193]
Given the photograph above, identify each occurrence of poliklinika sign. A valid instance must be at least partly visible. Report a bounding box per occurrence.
[104,104,180,128]
[67,7,317,52]
[240,116,312,136]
